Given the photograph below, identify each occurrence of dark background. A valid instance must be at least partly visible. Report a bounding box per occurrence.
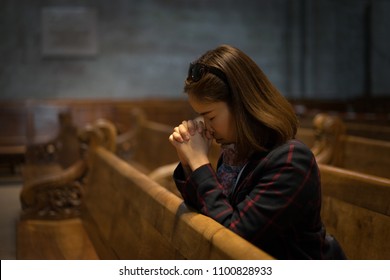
[1,0,389,101]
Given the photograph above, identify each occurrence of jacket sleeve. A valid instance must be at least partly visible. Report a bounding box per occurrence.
[173,141,321,242]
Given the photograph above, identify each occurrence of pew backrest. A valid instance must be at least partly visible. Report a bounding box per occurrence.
[296,127,315,148]
[340,135,390,178]
[296,113,390,178]
[129,118,178,173]
[81,141,273,259]
[319,164,390,259]
[344,121,390,141]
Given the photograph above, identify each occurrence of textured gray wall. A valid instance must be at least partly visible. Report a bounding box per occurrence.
[0,0,389,100]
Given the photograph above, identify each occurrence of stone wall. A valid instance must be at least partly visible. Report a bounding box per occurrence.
[0,0,389,100]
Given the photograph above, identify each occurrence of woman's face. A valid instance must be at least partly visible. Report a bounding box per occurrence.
[188,94,237,145]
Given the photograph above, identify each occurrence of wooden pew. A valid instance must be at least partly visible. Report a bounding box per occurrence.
[308,113,346,166]
[0,98,191,174]
[21,106,139,185]
[82,144,272,259]
[344,121,390,142]
[292,98,390,141]
[21,111,82,193]
[127,110,178,173]
[17,117,390,259]
[144,152,390,260]
[0,101,70,175]
[298,114,390,141]
[339,136,390,179]
[141,117,390,259]
[296,111,390,259]
[17,119,273,260]
[296,113,390,178]
[319,164,390,259]
[24,112,80,166]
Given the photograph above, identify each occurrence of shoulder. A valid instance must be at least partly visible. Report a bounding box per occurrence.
[267,139,312,157]
[261,139,316,171]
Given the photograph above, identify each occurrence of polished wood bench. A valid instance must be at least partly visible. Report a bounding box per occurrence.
[292,98,390,141]
[319,164,390,259]
[82,144,272,259]
[17,119,273,260]
[146,157,390,260]
[339,135,390,178]
[344,121,390,141]
[127,111,178,173]
[296,113,390,178]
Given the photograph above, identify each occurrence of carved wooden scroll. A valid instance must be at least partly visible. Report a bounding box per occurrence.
[20,118,117,220]
[311,113,346,165]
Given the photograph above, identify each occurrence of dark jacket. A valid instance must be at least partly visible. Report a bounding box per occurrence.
[173,139,346,259]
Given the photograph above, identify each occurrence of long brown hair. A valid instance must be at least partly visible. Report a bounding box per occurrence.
[184,45,298,160]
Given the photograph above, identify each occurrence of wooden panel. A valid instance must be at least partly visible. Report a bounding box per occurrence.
[132,120,177,171]
[17,218,98,260]
[345,122,390,141]
[296,127,315,147]
[319,164,390,259]
[296,124,390,178]
[322,197,390,260]
[319,164,390,215]
[341,136,390,178]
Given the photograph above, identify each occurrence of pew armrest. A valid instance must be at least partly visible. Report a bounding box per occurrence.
[20,160,87,220]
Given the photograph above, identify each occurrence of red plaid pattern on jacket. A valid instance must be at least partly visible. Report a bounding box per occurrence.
[173,139,345,259]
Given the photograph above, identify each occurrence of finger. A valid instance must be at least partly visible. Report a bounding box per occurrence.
[197,121,205,134]
[171,131,185,143]
[205,129,213,140]
[173,126,181,135]
[173,126,184,140]
[187,120,197,136]
[178,124,190,141]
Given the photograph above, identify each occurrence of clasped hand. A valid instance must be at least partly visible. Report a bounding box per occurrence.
[169,119,212,171]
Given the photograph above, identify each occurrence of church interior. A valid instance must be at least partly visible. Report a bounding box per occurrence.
[1,0,389,260]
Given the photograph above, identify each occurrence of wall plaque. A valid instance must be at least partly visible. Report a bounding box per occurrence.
[42,7,98,57]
